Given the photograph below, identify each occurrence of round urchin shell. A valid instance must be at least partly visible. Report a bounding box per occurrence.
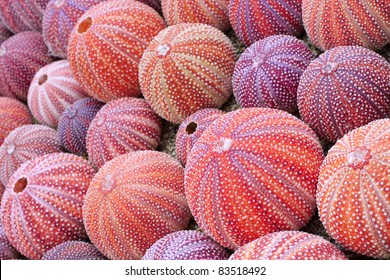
[42,241,106,260]
[42,0,106,58]
[28,60,88,128]
[229,231,347,260]
[86,97,161,169]
[0,97,32,145]
[302,0,390,51]
[0,22,12,43]
[317,118,390,258]
[228,0,304,47]
[83,151,191,260]
[58,98,104,156]
[185,107,324,249]
[0,0,50,33]
[297,45,390,143]
[0,32,54,101]
[0,124,62,186]
[139,23,236,124]
[175,108,224,166]
[162,0,230,32]
[233,35,313,113]
[67,0,166,103]
[0,221,20,260]
[142,230,230,260]
[0,152,96,260]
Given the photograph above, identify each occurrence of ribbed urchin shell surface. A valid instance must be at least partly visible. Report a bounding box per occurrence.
[0,221,20,260]
[317,119,390,258]
[83,151,192,260]
[42,241,107,260]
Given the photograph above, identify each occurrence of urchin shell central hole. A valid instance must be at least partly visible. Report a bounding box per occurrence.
[214,138,233,153]
[67,107,77,118]
[0,46,6,56]
[347,147,371,169]
[55,0,64,6]
[14,177,28,193]
[38,74,48,85]
[78,17,92,34]
[252,54,266,68]
[102,174,115,192]
[322,62,338,74]
[6,143,15,155]
[157,44,170,57]
[96,115,106,127]
[186,122,197,135]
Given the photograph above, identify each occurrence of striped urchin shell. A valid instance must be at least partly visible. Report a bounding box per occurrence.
[83,151,191,259]
[297,46,390,143]
[0,32,54,101]
[0,124,62,186]
[185,108,324,249]
[228,0,304,47]
[139,23,236,124]
[42,241,107,260]
[58,98,104,156]
[233,35,313,113]
[86,97,161,169]
[143,230,230,260]
[229,231,347,260]
[42,0,106,59]
[0,0,50,33]
[302,0,390,51]
[0,152,96,260]
[175,108,224,166]
[317,119,390,258]
[0,97,32,145]
[162,0,230,32]
[67,0,166,103]
[0,221,20,260]
[0,22,12,43]
[28,60,88,128]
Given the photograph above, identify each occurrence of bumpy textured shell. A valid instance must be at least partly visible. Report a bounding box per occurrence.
[0,221,20,260]
[0,23,12,43]
[297,46,390,143]
[58,98,103,156]
[0,97,32,145]
[233,35,313,112]
[162,0,230,32]
[302,0,390,51]
[317,119,390,258]
[0,0,50,33]
[175,108,224,166]
[0,153,96,259]
[42,241,107,260]
[42,0,106,58]
[83,151,191,259]
[229,0,304,47]
[68,0,166,103]
[143,230,230,260]
[86,97,161,169]
[0,124,62,186]
[28,60,88,128]
[139,23,236,124]
[229,231,347,260]
[185,108,324,249]
[0,32,54,101]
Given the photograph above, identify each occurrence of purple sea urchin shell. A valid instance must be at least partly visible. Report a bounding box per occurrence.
[42,241,107,260]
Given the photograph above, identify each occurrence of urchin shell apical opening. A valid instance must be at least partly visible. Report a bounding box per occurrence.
[214,138,233,153]
[78,17,93,34]
[0,46,6,56]
[14,177,28,193]
[101,174,115,193]
[252,53,266,68]
[38,74,48,85]
[321,62,339,75]
[95,114,106,127]
[67,107,78,118]
[347,147,372,170]
[55,0,65,7]
[6,143,15,155]
[186,122,198,135]
[157,44,171,57]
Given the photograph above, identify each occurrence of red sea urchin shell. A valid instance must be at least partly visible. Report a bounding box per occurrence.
[302,0,390,51]
[0,97,32,145]
[232,35,313,112]
[139,23,236,124]
[58,98,104,156]
[67,0,166,103]
[175,108,224,166]
[0,124,62,186]
[42,241,106,260]
[42,0,106,58]
[143,230,230,260]
[28,60,88,128]
[0,22,12,44]
[0,32,54,101]
[0,153,96,259]
[185,108,324,249]
[86,97,161,169]
[0,221,20,260]
[317,119,390,258]
[297,46,390,143]
[162,0,230,32]
[83,151,191,259]
[228,0,304,47]
[229,231,347,260]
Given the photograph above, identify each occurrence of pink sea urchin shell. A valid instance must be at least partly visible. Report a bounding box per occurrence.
[83,151,191,259]
[42,241,106,260]
[185,107,324,249]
